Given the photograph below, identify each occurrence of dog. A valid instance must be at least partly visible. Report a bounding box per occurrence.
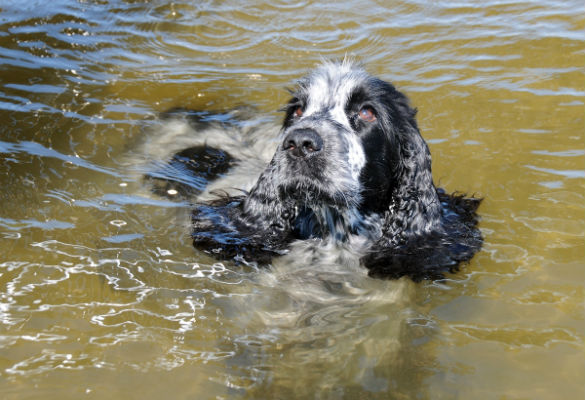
[147,61,482,280]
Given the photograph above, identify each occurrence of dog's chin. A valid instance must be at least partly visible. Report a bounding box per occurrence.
[278,178,357,210]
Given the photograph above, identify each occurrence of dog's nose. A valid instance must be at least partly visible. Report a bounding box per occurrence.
[282,129,323,158]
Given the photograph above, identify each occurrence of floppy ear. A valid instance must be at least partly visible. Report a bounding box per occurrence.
[383,89,443,237]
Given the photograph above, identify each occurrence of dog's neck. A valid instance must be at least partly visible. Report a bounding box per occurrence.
[291,204,381,242]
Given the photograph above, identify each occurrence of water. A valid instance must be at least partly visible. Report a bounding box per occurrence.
[1,1,583,399]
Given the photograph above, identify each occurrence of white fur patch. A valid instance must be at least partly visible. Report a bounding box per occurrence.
[346,133,366,182]
[301,63,368,184]
[303,62,368,130]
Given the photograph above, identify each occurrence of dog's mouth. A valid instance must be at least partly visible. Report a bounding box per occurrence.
[278,177,358,209]
[275,129,363,209]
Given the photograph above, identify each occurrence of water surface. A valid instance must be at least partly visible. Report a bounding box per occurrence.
[1,1,583,399]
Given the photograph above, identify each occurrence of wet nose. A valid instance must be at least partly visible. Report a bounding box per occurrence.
[282,128,323,158]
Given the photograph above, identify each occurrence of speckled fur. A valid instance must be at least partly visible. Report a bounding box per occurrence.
[181,61,483,280]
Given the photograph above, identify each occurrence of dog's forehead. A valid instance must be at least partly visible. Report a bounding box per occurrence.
[301,63,369,111]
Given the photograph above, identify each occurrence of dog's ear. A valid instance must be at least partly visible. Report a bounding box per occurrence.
[384,89,443,234]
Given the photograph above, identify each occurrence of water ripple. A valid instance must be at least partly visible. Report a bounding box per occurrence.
[0,0,583,397]
[0,140,123,177]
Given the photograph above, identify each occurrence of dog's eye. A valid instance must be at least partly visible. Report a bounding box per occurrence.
[293,106,303,118]
[358,107,376,122]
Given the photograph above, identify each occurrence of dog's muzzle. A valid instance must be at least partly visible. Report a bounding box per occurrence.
[282,128,323,158]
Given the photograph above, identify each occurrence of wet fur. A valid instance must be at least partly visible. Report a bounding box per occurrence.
[149,62,482,280]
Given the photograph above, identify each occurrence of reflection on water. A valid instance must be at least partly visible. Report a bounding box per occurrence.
[1,0,583,399]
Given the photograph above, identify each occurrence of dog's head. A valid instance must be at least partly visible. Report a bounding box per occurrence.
[273,61,424,214]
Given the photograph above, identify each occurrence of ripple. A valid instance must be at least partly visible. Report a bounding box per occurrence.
[4,83,67,94]
[0,0,583,397]
[449,324,581,349]
[532,149,585,157]
[102,233,144,243]
[0,140,122,177]
[0,217,75,231]
[5,349,99,376]
[525,164,585,179]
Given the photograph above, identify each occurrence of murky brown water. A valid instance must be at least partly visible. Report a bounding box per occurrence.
[1,1,583,399]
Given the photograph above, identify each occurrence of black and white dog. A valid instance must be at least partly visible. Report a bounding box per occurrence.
[148,61,482,280]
